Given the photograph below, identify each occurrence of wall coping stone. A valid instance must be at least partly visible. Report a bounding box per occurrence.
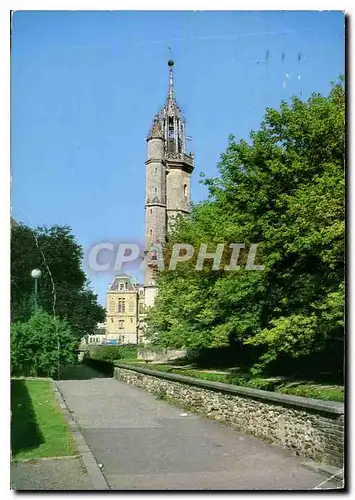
[115,363,344,416]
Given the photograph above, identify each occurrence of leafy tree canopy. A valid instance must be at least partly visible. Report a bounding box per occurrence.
[11,310,77,378]
[146,79,345,375]
[11,224,105,340]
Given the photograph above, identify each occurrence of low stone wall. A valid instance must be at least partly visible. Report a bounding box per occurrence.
[114,364,344,468]
[137,348,186,363]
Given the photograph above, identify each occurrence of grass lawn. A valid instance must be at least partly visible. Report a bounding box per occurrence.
[119,362,344,403]
[11,379,77,460]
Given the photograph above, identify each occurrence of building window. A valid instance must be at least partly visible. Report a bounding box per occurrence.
[119,281,126,291]
[111,318,114,323]
[118,298,125,313]
[139,289,144,297]
[150,209,153,215]
[184,184,187,197]
[154,187,157,193]
[130,318,133,323]
[155,167,158,173]
[122,335,125,343]
[139,303,144,314]
[119,320,124,329]
[149,229,153,238]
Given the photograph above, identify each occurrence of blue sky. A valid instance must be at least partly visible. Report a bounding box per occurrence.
[11,10,345,305]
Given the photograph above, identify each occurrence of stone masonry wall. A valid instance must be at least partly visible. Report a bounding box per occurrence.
[166,167,190,213]
[137,348,186,363]
[114,365,344,468]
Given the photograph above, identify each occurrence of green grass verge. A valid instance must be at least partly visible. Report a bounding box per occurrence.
[119,362,344,402]
[11,379,77,460]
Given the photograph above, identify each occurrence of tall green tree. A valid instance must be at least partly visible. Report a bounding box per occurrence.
[11,224,105,339]
[146,80,345,375]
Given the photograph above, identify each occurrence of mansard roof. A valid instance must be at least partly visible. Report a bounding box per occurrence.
[109,274,136,291]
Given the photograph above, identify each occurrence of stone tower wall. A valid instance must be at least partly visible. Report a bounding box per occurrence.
[145,137,166,246]
[166,166,191,228]
[145,136,166,291]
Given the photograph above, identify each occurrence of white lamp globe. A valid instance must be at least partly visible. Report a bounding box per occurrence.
[31,269,42,279]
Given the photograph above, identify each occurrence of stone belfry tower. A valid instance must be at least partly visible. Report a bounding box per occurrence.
[144,60,194,307]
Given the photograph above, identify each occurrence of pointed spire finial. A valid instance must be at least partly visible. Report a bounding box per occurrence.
[147,112,163,140]
[168,59,175,101]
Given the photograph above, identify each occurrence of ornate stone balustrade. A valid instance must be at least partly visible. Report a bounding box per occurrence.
[165,152,194,167]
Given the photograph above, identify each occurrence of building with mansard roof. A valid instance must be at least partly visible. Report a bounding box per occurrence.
[104,274,145,345]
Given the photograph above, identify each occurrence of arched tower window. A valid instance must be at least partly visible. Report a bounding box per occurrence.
[168,116,175,152]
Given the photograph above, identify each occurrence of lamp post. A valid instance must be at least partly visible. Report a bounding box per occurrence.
[31,268,42,311]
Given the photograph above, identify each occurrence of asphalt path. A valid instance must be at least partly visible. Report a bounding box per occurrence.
[55,365,339,491]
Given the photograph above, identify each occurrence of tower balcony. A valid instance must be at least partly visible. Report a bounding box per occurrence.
[165,152,194,170]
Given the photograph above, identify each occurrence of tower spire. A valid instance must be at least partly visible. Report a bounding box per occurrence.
[168,59,175,101]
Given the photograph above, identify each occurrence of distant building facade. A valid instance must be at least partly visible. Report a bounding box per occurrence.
[105,274,145,344]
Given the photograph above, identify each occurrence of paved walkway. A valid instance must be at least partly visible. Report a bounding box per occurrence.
[56,366,338,490]
[11,457,94,490]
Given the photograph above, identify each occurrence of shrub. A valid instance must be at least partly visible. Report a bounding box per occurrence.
[89,345,137,363]
[82,345,138,376]
[276,383,344,402]
[90,346,122,362]
[11,310,77,378]
[119,345,138,360]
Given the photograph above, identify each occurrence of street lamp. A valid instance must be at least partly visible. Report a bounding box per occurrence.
[31,268,42,311]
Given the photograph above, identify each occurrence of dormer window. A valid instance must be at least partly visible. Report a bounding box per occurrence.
[119,282,126,291]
